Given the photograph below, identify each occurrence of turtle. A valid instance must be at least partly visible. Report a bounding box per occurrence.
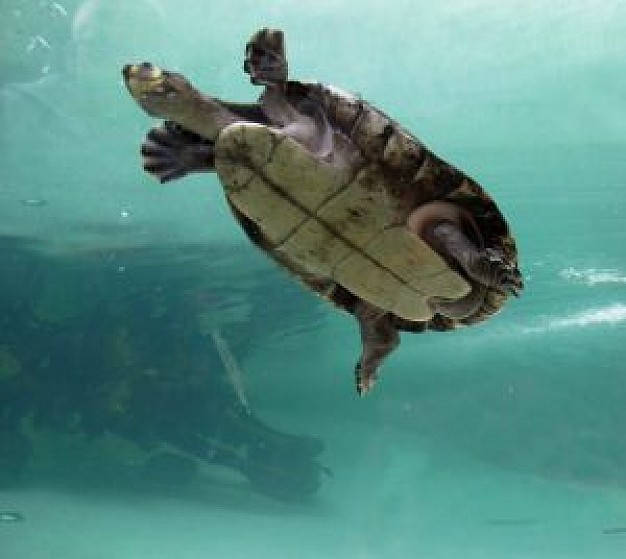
[122,28,523,395]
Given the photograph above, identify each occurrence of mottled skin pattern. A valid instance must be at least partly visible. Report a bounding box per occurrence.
[122,28,523,395]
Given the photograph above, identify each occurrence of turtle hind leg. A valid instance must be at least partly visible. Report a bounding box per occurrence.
[353,301,400,396]
[141,121,216,183]
[430,221,523,297]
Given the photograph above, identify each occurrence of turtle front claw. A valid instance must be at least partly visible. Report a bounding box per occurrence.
[141,122,215,183]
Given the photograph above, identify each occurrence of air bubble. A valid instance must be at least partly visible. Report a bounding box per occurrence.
[26,36,51,53]
[21,198,48,207]
[51,2,68,17]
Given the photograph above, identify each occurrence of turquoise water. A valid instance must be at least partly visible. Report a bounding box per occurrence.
[2,1,626,557]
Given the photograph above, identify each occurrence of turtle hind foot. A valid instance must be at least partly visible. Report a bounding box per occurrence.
[141,121,215,183]
[479,248,524,297]
[353,302,400,396]
[431,222,523,297]
[355,359,377,396]
[465,247,523,297]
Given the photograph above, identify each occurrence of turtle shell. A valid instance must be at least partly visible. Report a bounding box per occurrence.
[307,83,519,329]
[214,82,519,329]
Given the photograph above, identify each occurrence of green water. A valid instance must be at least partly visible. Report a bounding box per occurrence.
[2,0,626,557]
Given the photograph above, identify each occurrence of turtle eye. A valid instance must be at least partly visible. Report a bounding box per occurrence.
[161,73,191,93]
[140,78,180,101]
[162,84,181,100]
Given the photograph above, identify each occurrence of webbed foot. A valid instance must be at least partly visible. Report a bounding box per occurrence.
[431,221,523,297]
[355,358,378,396]
[354,301,400,396]
[141,121,215,183]
[471,247,524,297]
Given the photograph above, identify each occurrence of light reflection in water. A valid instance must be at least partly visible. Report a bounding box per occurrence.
[560,267,626,286]
[521,303,626,334]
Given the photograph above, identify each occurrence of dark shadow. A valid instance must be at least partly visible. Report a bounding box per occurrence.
[0,236,329,505]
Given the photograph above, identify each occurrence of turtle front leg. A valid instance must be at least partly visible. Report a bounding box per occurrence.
[141,121,216,183]
[431,222,523,296]
[141,99,273,184]
[353,301,400,396]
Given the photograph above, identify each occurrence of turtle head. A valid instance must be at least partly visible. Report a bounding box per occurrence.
[122,62,197,120]
[243,28,288,87]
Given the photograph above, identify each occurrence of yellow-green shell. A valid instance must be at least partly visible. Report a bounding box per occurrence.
[215,123,472,321]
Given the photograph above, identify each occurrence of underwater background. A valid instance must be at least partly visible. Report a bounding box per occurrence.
[1,0,626,557]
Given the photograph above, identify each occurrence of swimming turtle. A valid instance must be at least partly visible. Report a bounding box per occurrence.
[122,28,523,395]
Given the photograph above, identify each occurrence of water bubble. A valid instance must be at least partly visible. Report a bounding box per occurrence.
[26,36,51,53]
[20,198,48,207]
[560,267,626,286]
[51,2,68,17]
